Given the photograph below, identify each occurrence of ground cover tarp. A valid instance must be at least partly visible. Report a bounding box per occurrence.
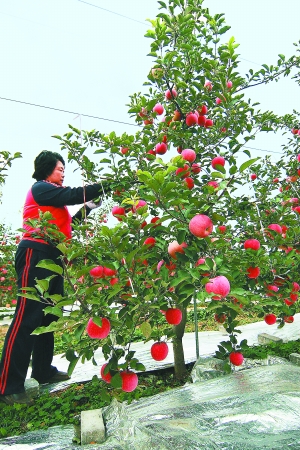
[1,363,300,449]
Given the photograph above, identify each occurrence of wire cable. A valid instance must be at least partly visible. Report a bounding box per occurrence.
[77,0,147,25]
[0,96,140,127]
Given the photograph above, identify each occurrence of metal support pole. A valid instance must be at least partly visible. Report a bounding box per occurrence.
[193,294,199,359]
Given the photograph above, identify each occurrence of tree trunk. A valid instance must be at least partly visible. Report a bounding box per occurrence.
[172,307,188,381]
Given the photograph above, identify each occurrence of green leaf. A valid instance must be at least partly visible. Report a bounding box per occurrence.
[36,260,63,275]
[111,373,122,389]
[239,157,260,173]
[140,321,152,339]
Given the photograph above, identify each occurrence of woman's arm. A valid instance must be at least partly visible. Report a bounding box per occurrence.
[32,181,110,207]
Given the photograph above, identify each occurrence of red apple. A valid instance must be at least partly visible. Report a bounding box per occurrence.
[181,149,196,163]
[226,80,233,89]
[207,180,219,189]
[151,342,169,361]
[103,267,117,277]
[90,266,104,278]
[204,80,212,90]
[144,237,156,247]
[184,177,194,189]
[112,206,126,221]
[189,214,213,238]
[100,363,112,383]
[229,352,244,366]
[247,267,260,279]
[198,115,207,126]
[168,241,187,259]
[175,165,190,178]
[250,174,257,181]
[120,371,138,392]
[198,105,208,115]
[165,88,177,100]
[264,314,276,325]
[191,163,201,174]
[165,308,182,325]
[267,224,282,234]
[244,239,260,250]
[186,113,198,127]
[218,225,226,234]
[211,156,225,169]
[205,275,230,297]
[132,200,147,212]
[216,97,222,105]
[121,147,129,155]
[153,103,164,115]
[214,313,226,323]
[155,142,168,155]
[204,119,214,128]
[86,317,111,339]
[284,315,294,323]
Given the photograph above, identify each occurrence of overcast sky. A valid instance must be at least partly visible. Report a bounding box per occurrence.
[0,0,299,231]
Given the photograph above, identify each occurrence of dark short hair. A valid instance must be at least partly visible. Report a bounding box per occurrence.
[32,151,65,181]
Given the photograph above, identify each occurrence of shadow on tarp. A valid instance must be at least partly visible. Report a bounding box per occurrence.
[1,363,300,449]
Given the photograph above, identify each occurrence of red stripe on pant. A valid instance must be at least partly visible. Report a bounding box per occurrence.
[0,248,33,394]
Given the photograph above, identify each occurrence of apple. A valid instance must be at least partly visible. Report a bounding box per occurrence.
[165,88,177,100]
[184,177,194,189]
[151,67,163,79]
[186,113,198,127]
[211,156,225,169]
[267,224,282,234]
[292,282,300,292]
[292,128,299,135]
[191,163,201,174]
[168,240,187,259]
[165,308,182,325]
[197,115,206,126]
[112,206,126,221]
[173,110,181,121]
[151,342,169,361]
[121,147,129,155]
[155,142,168,155]
[150,217,161,226]
[153,103,164,115]
[204,119,214,128]
[189,214,213,238]
[218,225,226,234]
[86,317,111,339]
[205,275,230,297]
[247,267,260,279]
[214,313,226,323]
[216,97,222,105]
[244,239,260,250]
[103,267,117,277]
[284,315,294,323]
[273,177,279,183]
[144,237,156,247]
[181,149,196,163]
[139,107,147,118]
[198,105,208,115]
[229,352,244,366]
[120,371,138,392]
[132,200,147,212]
[226,80,233,89]
[100,363,112,383]
[264,314,276,325]
[143,119,153,125]
[250,174,257,181]
[90,266,104,278]
[177,146,183,154]
[204,80,212,90]
[175,165,190,178]
[207,180,219,189]
[220,127,227,133]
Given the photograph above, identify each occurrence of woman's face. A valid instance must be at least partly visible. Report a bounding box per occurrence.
[46,160,65,186]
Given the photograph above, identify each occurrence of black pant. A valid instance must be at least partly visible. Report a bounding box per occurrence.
[0,246,64,395]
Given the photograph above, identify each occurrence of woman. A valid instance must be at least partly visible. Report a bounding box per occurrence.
[0,150,108,405]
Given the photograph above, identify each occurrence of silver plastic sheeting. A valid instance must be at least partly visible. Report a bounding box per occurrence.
[1,363,300,449]
[102,363,300,450]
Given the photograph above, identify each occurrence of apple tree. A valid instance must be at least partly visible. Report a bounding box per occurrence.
[26,0,300,386]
